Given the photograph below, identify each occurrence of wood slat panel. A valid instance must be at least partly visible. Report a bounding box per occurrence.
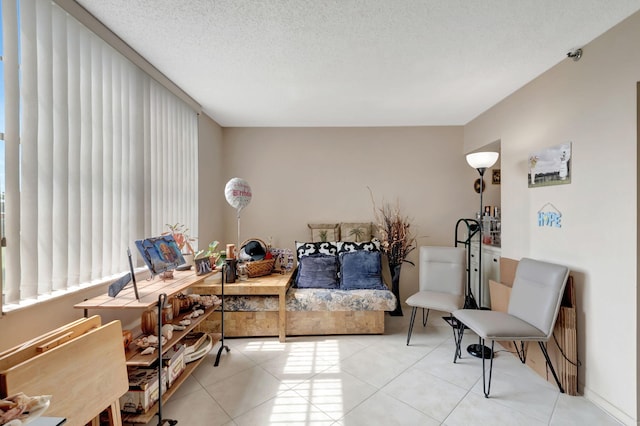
[191,273,292,296]
[75,271,215,310]
[198,310,385,336]
[125,305,218,367]
[0,315,102,373]
[0,321,129,426]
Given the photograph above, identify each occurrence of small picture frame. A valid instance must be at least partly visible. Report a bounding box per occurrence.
[492,169,501,185]
[195,256,213,276]
[308,223,340,242]
[340,222,373,243]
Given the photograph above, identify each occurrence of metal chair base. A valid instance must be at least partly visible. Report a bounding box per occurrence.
[453,327,565,397]
[407,308,462,354]
[406,307,429,345]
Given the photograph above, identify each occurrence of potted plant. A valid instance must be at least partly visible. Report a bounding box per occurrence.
[163,223,196,265]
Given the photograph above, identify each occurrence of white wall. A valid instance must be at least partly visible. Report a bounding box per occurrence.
[219,126,479,299]
[0,282,140,352]
[464,11,639,424]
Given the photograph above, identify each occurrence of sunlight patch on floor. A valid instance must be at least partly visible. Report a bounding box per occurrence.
[274,339,345,422]
[265,390,332,424]
[244,340,287,353]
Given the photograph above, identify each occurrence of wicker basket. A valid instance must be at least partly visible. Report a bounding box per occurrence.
[245,258,275,277]
[241,238,275,277]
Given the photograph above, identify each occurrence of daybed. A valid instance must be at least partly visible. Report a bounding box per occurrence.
[195,240,397,337]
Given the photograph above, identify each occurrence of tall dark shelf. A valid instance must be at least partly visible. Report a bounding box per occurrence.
[214,263,231,366]
[454,218,481,310]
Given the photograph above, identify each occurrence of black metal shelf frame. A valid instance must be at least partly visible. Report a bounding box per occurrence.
[454,218,481,310]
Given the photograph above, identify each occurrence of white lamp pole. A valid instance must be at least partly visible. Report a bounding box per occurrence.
[465,151,499,358]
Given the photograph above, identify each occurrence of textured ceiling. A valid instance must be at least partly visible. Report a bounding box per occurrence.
[75,0,640,127]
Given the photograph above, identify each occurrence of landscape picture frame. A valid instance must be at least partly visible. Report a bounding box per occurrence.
[528,142,572,188]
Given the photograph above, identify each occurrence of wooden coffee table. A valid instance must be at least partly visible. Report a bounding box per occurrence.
[193,273,293,342]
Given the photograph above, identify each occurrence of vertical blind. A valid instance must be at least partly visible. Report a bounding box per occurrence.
[2,0,198,306]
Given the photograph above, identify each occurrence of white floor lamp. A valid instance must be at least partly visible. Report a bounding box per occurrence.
[465,151,499,359]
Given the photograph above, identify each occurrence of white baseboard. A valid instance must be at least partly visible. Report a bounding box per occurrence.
[582,386,637,425]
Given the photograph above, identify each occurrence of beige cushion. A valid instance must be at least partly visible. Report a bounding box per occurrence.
[406,291,463,313]
[406,246,466,313]
[508,258,570,337]
[417,246,466,295]
[453,309,546,341]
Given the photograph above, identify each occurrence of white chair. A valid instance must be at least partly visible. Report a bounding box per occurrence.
[405,246,466,346]
[453,257,570,397]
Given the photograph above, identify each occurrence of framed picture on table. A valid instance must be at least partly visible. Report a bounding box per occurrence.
[135,235,186,277]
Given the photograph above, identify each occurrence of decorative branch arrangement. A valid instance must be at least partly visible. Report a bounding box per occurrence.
[369,189,416,266]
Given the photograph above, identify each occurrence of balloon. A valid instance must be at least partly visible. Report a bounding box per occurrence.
[224,178,252,213]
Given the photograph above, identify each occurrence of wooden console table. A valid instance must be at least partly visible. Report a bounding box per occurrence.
[191,273,293,342]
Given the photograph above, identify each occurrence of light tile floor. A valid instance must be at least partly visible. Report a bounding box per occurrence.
[139,308,622,426]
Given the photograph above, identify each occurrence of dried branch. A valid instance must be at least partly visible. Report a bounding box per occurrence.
[368,187,416,266]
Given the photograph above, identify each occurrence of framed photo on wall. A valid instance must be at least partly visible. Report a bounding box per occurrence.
[308,223,340,242]
[528,142,572,188]
[492,169,501,185]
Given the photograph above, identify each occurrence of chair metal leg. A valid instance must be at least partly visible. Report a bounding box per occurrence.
[451,317,464,359]
[422,308,430,326]
[482,339,496,398]
[538,341,565,393]
[453,320,465,363]
[406,307,418,345]
[450,318,458,357]
[514,341,526,363]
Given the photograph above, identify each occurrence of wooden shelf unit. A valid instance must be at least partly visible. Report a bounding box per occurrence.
[125,305,219,367]
[74,270,219,424]
[122,333,221,424]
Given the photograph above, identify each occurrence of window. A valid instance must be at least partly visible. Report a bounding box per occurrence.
[1,0,198,309]
[1,0,8,305]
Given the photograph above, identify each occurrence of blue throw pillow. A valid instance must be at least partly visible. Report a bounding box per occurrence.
[339,250,386,290]
[296,254,339,289]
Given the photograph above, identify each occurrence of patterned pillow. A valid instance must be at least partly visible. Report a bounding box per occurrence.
[339,250,386,290]
[296,241,338,260]
[336,239,381,254]
[295,254,339,289]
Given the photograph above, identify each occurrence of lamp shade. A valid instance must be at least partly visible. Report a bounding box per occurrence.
[466,152,499,169]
